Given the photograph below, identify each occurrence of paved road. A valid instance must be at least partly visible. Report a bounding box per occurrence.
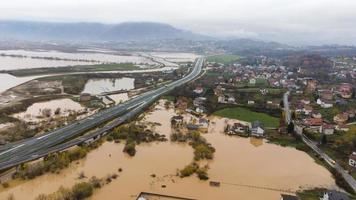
[0,57,204,171]
[283,91,356,192]
[283,91,291,125]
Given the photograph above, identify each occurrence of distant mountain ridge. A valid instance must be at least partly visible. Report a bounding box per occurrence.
[0,21,207,42]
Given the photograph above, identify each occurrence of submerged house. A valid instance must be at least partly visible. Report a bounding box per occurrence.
[251,121,265,137]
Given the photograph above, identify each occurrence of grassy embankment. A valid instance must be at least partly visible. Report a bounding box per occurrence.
[3,63,138,77]
[206,55,240,65]
[213,107,279,128]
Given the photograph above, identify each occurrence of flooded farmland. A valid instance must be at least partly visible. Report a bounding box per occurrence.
[12,98,86,122]
[0,50,157,70]
[81,77,135,95]
[0,73,45,93]
[0,100,336,200]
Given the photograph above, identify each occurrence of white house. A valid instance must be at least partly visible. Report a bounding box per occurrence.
[251,121,265,137]
[227,96,236,104]
[320,124,335,135]
[193,86,204,94]
[248,100,255,105]
[349,152,356,168]
[218,95,226,103]
[317,98,333,108]
[249,78,256,85]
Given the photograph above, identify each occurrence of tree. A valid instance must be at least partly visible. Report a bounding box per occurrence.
[280,100,284,108]
[287,122,295,134]
[72,182,93,199]
[321,134,328,145]
[291,111,297,120]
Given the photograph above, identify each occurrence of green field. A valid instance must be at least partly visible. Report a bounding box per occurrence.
[207,55,240,65]
[213,107,279,128]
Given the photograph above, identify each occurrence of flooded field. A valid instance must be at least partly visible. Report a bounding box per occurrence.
[150,52,199,63]
[0,56,95,70]
[82,77,135,95]
[0,50,157,70]
[108,93,130,104]
[12,98,85,122]
[0,101,336,200]
[0,73,46,93]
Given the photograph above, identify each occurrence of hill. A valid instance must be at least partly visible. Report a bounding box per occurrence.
[0,21,207,42]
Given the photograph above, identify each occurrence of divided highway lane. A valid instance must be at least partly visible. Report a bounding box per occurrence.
[0,57,204,170]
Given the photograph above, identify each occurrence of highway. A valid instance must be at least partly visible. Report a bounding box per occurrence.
[283,91,356,192]
[0,57,204,171]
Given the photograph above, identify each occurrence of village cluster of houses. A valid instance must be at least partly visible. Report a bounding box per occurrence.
[280,189,352,200]
[207,63,297,90]
[293,82,355,136]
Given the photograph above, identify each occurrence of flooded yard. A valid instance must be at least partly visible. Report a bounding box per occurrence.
[82,77,135,95]
[12,98,86,122]
[0,100,336,200]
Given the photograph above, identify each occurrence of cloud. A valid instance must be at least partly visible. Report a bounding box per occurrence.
[0,0,355,45]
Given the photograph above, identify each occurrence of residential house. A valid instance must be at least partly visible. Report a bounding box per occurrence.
[171,115,184,126]
[321,190,350,200]
[312,111,322,119]
[227,95,236,104]
[333,113,348,124]
[260,89,268,95]
[300,99,311,105]
[251,121,265,137]
[335,124,350,132]
[304,118,323,128]
[317,98,334,108]
[175,98,188,110]
[226,123,248,135]
[303,105,313,115]
[214,85,225,96]
[320,124,335,135]
[306,79,317,92]
[217,95,226,103]
[320,90,334,101]
[349,152,356,168]
[196,106,206,114]
[80,93,91,102]
[198,118,209,129]
[266,100,280,109]
[101,96,115,107]
[249,78,256,85]
[193,97,206,107]
[346,109,356,119]
[294,123,304,135]
[339,83,353,99]
[248,100,255,105]
[280,194,299,200]
[193,86,204,95]
[186,124,199,130]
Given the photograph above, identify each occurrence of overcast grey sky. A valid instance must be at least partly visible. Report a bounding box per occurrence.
[1,0,356,45]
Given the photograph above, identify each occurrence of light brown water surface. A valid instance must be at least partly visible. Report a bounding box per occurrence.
[0,100,336,200]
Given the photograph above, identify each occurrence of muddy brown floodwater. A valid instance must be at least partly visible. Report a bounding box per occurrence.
[0,100,336,200]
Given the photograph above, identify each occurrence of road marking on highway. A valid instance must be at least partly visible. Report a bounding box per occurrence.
[0,144,25,155]
[37,131,57,140]
[127,101,144,110]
